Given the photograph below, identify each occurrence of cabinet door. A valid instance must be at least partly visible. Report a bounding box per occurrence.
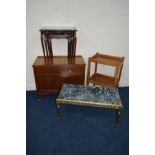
[36,74,63,92]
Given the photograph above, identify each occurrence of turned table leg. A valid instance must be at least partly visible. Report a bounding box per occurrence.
[56,103,62,119]
[36,93,41,103]
[115,109,122,127]
[37,98,41,103]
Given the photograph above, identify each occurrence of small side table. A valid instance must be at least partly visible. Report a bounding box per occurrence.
[40,27,77,63]
[86,53,125,88]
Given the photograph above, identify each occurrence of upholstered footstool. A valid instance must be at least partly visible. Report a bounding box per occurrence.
[56,84,123,127]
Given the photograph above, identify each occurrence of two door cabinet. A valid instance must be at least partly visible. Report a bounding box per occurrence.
[33,56,86,98]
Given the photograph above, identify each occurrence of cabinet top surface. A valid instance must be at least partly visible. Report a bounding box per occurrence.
[33,56,85,66]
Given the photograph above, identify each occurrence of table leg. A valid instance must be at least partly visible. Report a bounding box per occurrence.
[56,103,62,119]
[41,32,46,62]
[37,98,41,103]
[115,109,122,127]
[68,37,71,62]
[36,93,41,103]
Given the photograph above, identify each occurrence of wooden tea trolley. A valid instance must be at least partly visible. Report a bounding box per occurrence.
[87,52,125,88]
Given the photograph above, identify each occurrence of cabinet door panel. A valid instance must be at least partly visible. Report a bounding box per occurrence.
[37,75,63,91]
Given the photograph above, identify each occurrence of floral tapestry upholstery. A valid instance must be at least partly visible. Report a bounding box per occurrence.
[57,84,122,108]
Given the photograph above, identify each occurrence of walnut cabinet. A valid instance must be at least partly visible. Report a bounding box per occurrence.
[33,56,86,97]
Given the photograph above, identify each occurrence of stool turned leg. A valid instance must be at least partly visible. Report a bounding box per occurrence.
[115,109,122,127]
[56,104,62,119]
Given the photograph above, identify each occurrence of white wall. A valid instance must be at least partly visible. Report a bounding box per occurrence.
[26,0,129,90]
